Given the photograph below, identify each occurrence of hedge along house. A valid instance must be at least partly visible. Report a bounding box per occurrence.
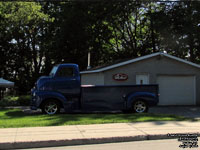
[80,52,200,106]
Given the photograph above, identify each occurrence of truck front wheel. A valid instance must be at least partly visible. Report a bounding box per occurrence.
[42,100,60,115]
[133,100,148,113]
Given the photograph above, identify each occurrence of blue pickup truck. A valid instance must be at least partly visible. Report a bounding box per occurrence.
[31,64,159,114]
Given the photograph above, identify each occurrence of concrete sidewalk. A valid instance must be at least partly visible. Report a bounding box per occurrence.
[1,121,200,149]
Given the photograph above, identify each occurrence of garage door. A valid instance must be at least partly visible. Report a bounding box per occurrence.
[157,76,195,105]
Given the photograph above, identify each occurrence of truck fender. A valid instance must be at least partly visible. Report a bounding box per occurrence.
[36,91,67,108]
[125,92,158,110]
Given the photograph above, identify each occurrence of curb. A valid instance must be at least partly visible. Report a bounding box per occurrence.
[0,134,176,150]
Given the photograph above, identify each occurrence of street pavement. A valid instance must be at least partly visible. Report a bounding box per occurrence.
[20,139,198,150]
[1,121,200,149]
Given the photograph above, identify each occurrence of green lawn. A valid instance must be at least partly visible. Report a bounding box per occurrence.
[0,108,191,128]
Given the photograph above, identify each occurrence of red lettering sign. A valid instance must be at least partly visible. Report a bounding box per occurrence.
[113,73,128,81]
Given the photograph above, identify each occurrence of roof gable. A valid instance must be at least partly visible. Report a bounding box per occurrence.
[80,52,200,74]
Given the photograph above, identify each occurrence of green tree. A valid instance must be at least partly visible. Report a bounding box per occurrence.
[154,1,200,62]
[0,2,53,93]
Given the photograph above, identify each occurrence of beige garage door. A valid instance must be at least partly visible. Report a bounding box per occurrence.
[157,76,195,105]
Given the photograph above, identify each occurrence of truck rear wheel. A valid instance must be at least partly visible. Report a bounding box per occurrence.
[42,100,60,115]
[133,100,148,113]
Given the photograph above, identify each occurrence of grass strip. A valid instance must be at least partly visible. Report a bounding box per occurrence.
[0,108,191,128]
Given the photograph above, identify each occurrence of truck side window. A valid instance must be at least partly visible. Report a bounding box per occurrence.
[57,67,74,77]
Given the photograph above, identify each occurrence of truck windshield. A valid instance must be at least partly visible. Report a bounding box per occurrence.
[49,66,58,76]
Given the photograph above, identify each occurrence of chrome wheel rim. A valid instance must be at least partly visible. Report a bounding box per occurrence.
[44,102,58,115]
[134,101,146,113]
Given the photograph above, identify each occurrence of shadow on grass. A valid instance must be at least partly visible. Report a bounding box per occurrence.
[2,108,41,118]
[48,113,194,126]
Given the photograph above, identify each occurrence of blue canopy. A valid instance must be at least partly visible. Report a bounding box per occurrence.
[0,78,14,88]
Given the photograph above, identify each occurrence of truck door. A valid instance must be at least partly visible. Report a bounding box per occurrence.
[54,67,80,97]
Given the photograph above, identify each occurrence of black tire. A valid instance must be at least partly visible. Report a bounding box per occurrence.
[42,100,60,115]
[132,100,148,113]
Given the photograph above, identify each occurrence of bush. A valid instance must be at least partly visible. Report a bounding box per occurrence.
[0,95,31,107]
[18,95,31,106]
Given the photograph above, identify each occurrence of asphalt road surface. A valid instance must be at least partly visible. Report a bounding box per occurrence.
[21,139,199,150]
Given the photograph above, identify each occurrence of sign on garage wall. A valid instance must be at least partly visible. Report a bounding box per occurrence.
[113,73,128,81]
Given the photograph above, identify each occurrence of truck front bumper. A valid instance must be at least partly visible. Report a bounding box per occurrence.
[30,95,38,110]
[30,88,40,110]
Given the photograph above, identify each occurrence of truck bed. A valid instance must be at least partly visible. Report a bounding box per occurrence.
[81,84,158,111]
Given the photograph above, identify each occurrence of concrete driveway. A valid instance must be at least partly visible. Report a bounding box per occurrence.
[149,106,200,119]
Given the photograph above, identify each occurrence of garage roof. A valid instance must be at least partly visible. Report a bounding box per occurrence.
[80,52,200,74]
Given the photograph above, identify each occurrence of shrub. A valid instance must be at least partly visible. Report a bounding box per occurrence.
[18,95,31,106]
[0,95,31,107]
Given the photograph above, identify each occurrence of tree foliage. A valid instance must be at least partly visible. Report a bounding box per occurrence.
[0,2,53,93]
[0,1,200,94]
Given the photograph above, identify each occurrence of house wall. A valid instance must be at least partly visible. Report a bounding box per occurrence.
[81,72,104,85]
